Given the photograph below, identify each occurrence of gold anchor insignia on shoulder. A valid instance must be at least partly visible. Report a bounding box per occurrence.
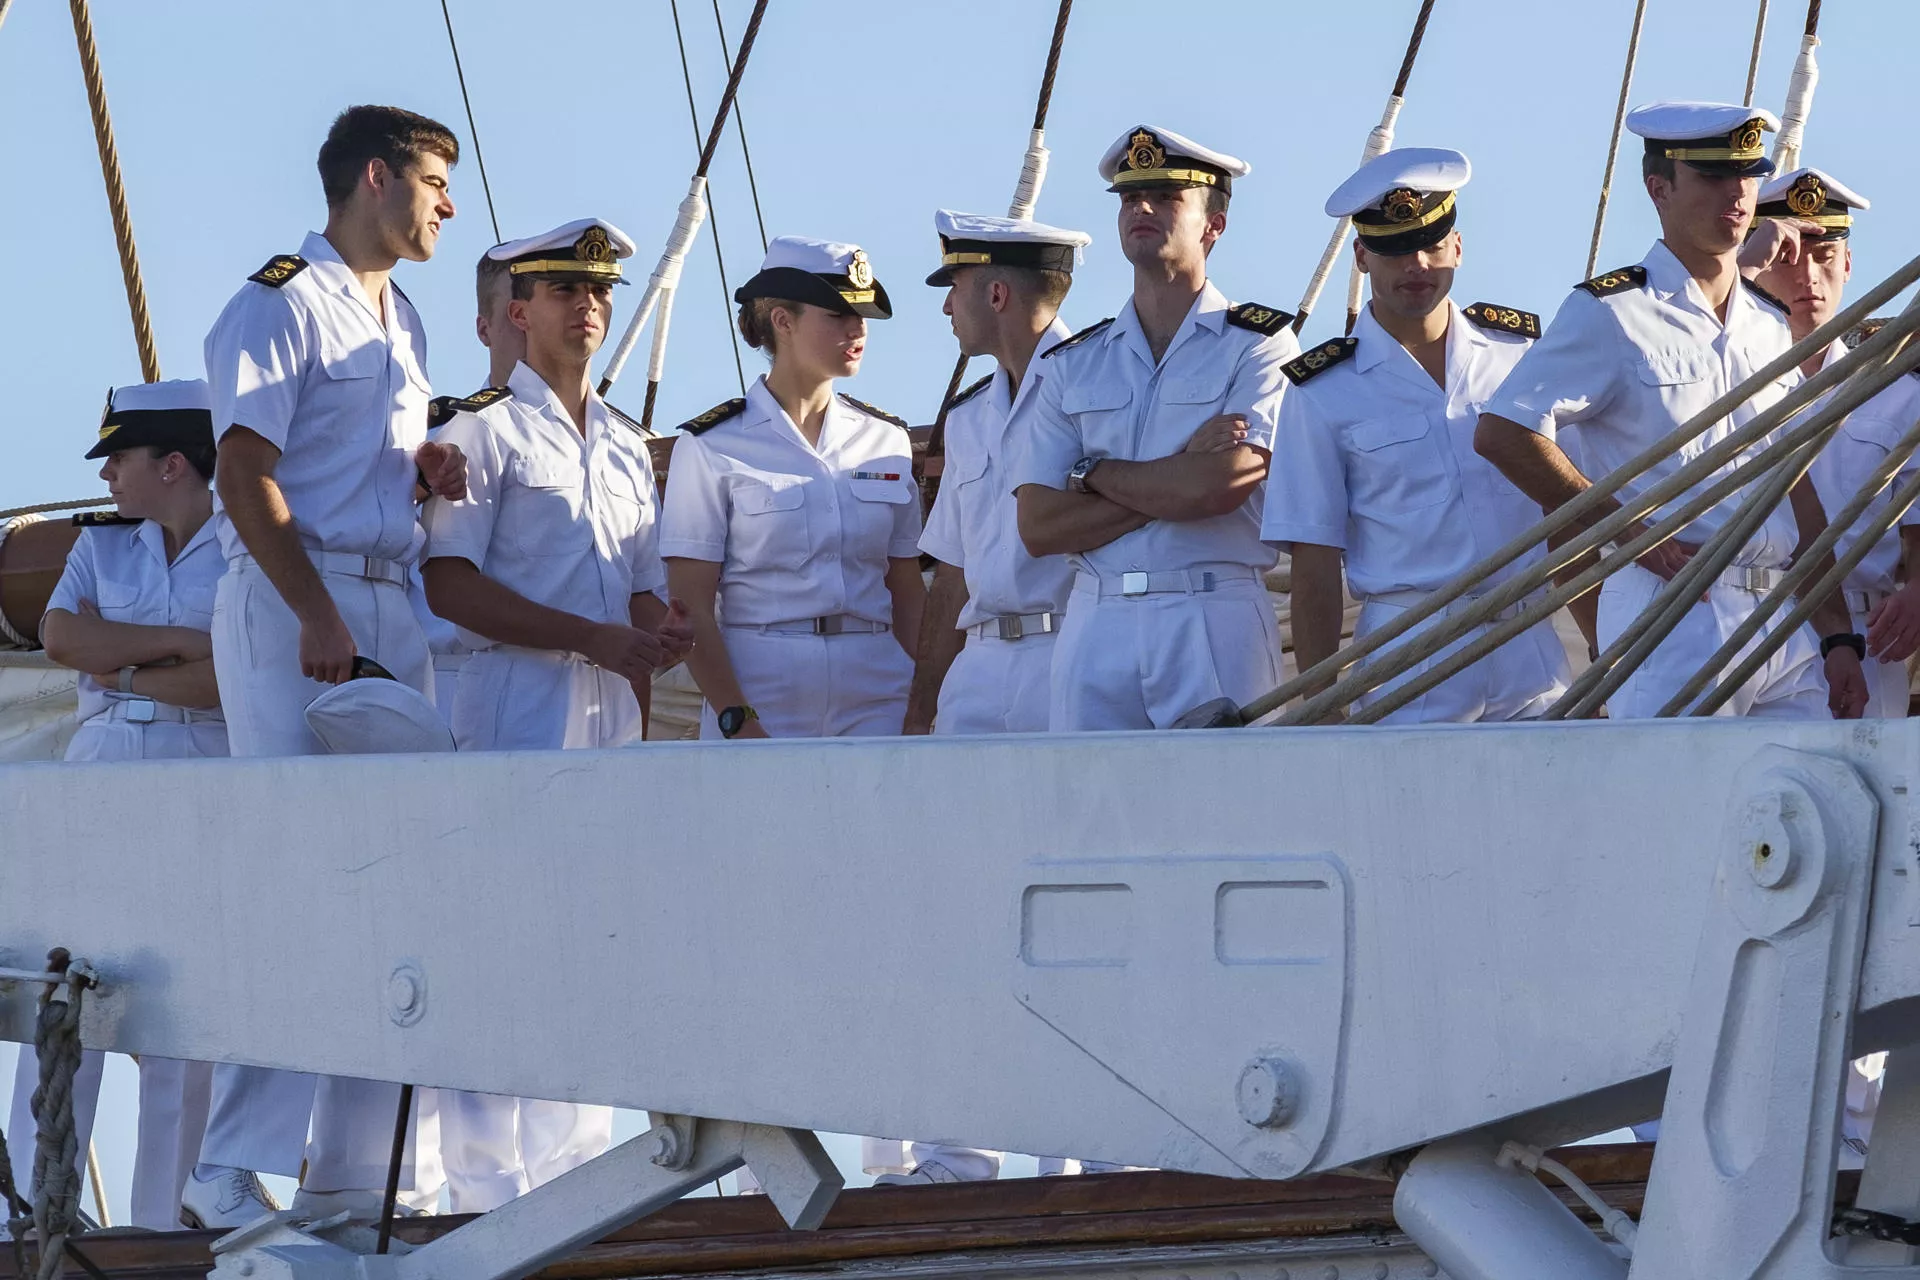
[1282,337,1357,385]
[846,250,874,290]
[248,254,310,288]
[1127,129,1165,173]
[1787,173,1826,216]
[1576,265,1647,298]
[1463,302,1541,338]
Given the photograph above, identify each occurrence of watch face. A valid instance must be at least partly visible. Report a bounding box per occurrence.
[718,706,744,736]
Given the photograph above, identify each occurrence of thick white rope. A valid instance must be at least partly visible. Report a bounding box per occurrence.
[1771,33,1819,173]
[1295,94,1402,330]
[1743,0,1771,106]
[1007,128,1051,222]
[647,288,678,386]
[0,514,49,650]
[600,177,710,391]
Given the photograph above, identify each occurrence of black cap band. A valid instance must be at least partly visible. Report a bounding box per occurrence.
[87,408,216,460]
[925,238,1079,286]
[735,267,893,319]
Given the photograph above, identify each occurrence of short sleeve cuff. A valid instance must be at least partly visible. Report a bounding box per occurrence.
[917,528,964,565]
[658,537,725,561]
[1260,520,1346,550]
[1481,396,1559,439]
[888,537,924,560]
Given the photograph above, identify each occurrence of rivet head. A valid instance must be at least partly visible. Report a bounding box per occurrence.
[387,963,426,1026]
[1236,1056,1300,1128]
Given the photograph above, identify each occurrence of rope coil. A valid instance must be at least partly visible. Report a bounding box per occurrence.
[1007,128,1052,223]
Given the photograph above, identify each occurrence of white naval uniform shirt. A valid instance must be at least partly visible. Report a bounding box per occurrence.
[919,318,1076,629]
[1009,280,1297,577]
[1806,341,1920,598]
[421,361,666,649]
[46,519,225,722]
[1263,301,1542,595]
[1484,240,1802,567]
[204,230,432,563]
[659,376,922,625]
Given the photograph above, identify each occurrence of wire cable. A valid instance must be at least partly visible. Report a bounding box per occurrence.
[1743,0,1770,106]
[437,0,500,243]
[1585,0,1649,280]
[711,0,768,252]
[671,0,747,396]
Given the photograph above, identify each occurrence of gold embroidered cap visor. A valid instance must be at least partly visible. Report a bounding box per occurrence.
[925,237,1081,287]
[1352,190,1459,257]
[1106,161,1231,194]
[505,256,628,284]
[734,266,893,319]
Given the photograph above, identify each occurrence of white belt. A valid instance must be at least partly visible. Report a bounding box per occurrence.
[234,551,408,587]
[969,611,1062,641]
[1845,588,1886,616]
[1075,564,1258,600]
[1716,565,1788,595]
[1361,587,1537,624]
[730,615,891,636]
[96,698,221,726]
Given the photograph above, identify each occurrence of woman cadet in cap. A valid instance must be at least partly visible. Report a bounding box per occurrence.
[8,380,223,1229]
[660,236,926,742]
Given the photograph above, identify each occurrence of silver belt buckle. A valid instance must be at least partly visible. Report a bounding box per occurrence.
[1120,571,1150,597]
[996,615,1024,640]
[124,698,157,724]
[813,615,845,636]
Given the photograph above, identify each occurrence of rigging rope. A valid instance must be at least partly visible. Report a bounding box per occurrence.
[922,0,1073,491]
[68,0,159,383]
[1584,0,1649,280]
[27,952,89,1280]
[711,0,768,252]
[438,0,501,243]
[598,0,769,403]
[1291,0,1437,335]
[1743,0,1770,106]
[671,0,747,401]
[1771,0,1822,173]
[0,0,14,36]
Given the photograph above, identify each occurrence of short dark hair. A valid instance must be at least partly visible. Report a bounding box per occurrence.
[1641,146,1677,184]
[1205,186,1231,216]
[979,264,1072,313]
[317,106,459,208]
[476,252,511,317]
[152,442,216,482]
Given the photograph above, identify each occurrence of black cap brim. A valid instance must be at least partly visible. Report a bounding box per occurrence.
[1681,156,1777,179]
[86,409,216,460]
[735,266,891,319]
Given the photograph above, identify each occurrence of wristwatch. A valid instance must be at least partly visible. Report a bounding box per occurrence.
[1820,632,1867,661]
[1067,456,1101,494]
[716,704,760,738]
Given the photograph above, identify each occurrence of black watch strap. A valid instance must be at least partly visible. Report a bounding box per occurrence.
[1821,632,1867,661]
[717,705,758,738]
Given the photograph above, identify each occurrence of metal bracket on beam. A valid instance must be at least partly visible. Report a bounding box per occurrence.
[206,1117,842,1280]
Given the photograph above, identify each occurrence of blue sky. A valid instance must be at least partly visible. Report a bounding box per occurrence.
[0,0,1903,1218]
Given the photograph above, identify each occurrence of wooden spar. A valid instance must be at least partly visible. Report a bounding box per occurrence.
[1290,0,1438,336]
[919,0,1074,506]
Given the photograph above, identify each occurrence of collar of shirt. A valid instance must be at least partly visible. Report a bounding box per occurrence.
[1350,299,1491,397]
[1103,278,1230,370]
[1640,239,1774,334]
[507,360,604,451]
[741,374,854,454]
[298,230,401,330]
[993,315,1077,426]
[135,515,220,570]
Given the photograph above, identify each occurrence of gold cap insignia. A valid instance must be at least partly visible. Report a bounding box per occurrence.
[1383,188,1423,224]
[1731,118,1765,155]
[1787,173,1827,217]
[576,225,613,264]
[97,386,115,437]
[846,249,874,290]
[1126,129,1166,174]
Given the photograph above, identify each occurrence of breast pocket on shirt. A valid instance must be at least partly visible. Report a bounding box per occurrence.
[1343,413,1458,514]
[731,476,811,571]
[93,573,142,622]
[847,472,916,555]
[1062,383,1134,451]
[1635,351,1715,456]
[600,463,655,561]
[506,458,593,556]
[176,580,217,633]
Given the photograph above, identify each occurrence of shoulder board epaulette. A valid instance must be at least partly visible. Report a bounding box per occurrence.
[946,374,994,412]
[247,255,309,288]
[679,397,746,435]
[1041,317,1115,358]
[1574,265,1647,298]
[605,400,654,438]
[429,386,511,428]
[1281,337,1358,386]
[838,394,909,429]
[72,511,137,527]
[1226,302,1295,336]
[1743,277,1790,314]
[1462,302,1541,339]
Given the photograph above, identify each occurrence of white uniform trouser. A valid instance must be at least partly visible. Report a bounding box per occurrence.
[207,561,432,1189]
[439,646,624,1211]
[10,712,225,1227]
[702,629,912,739]
[934,632,1056,735]
[1353,595,1572,724]
[1598,564,1827,720]
[1848,600,1911,719]
[1050,573,1282,731]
